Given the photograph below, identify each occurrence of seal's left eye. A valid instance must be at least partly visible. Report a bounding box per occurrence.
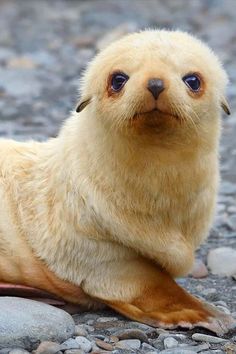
[111,72,129,92]
[183,74,201,92]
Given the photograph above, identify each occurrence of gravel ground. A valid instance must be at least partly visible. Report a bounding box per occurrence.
[0,0,236,353]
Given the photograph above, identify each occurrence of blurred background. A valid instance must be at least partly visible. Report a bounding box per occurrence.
[0,0,235,307]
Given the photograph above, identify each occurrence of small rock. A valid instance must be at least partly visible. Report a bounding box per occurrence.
[0,297,75,351]
[75,337,92,353]
[216,305,231,314]
[95,339,113,351]
[35,342,61,354]
[190,259,208,278]
[207,247,236,276]
[128,322,153,331]
[96,317,118,323]
[0,349,14,354]
[214,300,228,307]
[109,335,119,344]
[220,181,236,195]
[74,325,88,337]
[224,342,236,354]
[178,343,210,352]
[227,205,236,213]
[191,333,227,343]
[114,329,149,343]
[9,350,30,354]
[142,343,156,351]
[60,339,80,350]
[163,337,179,349]
[159,349,196,354]
[64,351,84,354]
[116,339,141,350]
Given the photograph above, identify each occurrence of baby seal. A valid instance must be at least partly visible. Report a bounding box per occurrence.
[0,30,234,335]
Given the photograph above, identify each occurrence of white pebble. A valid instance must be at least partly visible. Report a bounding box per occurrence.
[207,247,236,276]
[192,333,227,344]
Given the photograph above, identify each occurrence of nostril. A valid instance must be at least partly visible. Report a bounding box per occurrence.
[147,78,165,100]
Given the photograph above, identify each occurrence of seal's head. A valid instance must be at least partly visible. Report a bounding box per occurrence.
[76,30,230,144]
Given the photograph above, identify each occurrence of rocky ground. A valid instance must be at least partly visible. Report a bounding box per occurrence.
[0,0,236,353]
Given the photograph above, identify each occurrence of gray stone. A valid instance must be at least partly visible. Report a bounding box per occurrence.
[220,181,236,195]
[60,339,80,350]
[74,337,92,353]
[0,297,75,351]
[116,339,141,350]
[9,350,30,354]
[216,305,231,314]
[163,337,179,349]
[159,349,196,354]
[74,325,88,337]
[191,333,227,343]
[178,343,210,352]
[96,316,118,322]
[142,343,156,351]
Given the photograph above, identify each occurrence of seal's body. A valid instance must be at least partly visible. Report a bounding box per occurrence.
[0,30,234,334]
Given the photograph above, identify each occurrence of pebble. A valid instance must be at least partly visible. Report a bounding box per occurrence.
[35,342,61,354]
[207,247,236,276]
[74,325,88,337]
[60,339,80,350]
[178,343,210,352]
[163,337,179,349]
[74,337,92,353]
[190,259,208,278]
[95,339,113,351]
[0,297,75,351]
[96,317,118,323]
[64,351,84,354]
[113,329,149,343]
[227,205,236,213]
[215,305,231,314]
[9,351,30,354]
[159,349,196,354]
[191,333,227,344]
[142,343,156,351]
[220,181,236,195]
[116,339,141,350]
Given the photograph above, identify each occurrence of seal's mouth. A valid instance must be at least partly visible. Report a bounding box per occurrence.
[133,108,179,120]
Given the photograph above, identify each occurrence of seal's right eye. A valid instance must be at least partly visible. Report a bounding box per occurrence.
[111,72,129,92]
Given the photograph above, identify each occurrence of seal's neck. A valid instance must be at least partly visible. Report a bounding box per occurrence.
[55,111,220,187]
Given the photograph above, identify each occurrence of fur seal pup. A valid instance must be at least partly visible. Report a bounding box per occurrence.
[0,30,234,335]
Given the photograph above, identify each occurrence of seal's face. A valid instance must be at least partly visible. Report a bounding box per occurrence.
[77,30,230,138]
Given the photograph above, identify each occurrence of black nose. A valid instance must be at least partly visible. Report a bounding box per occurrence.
[147,78,165,100]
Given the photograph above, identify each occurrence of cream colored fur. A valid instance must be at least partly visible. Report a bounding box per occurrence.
[0,30,229,305]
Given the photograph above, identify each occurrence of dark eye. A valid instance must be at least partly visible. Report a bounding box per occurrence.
[111,72,129,92]
[182,74,201,92]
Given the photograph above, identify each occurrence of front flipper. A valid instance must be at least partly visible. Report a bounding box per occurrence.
[82,257,236,336]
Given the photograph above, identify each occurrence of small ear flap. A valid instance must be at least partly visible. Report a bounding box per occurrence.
[221,98,231,115]
[76,98,91,113]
